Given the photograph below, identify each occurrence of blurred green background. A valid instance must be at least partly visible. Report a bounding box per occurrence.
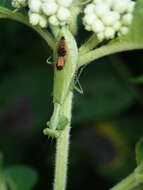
[0,16,143,189]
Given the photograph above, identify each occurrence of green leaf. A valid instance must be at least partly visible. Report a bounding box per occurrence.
[78,0,143,67]
[136,137,143,165]
[4,165,38,190]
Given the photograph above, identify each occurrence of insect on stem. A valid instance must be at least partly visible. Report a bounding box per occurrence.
[56,36,67,70]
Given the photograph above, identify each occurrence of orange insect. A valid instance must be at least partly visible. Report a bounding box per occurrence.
[56,36,67,70]
[56,56,65,70]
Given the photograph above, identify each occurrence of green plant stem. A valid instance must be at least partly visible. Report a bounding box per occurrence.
[0,6,55,49]
[78,40,143,67]
[110,161,143,190]
[110,174,137,190]
[68,6,80,36]
[79,34,99,55]
[50,26,78,190]
[53,92,73,190]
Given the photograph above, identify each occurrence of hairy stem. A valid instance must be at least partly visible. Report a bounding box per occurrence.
[49,27,78,190]
[53,92,73,190]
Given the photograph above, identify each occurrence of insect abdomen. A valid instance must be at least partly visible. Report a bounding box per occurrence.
[56,56,65,70]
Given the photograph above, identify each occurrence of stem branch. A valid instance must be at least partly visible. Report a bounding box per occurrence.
[110,174,137,190]
[0,6,55,49]
[78,41,143,67]
[79,34,99,55]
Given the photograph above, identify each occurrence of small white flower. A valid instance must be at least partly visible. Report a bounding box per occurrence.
[28,0,41,13]
[83,14,97,25]
[105,27,115,39]
[92,19,105,33]
[12,0,27,8]
[42,2,58,16]
[97,32,105,41]
[49,15,59,25]
[85,25,92,31]
[119,26,129,35]
[57,7,70,21]
[57,0,73,8]
[29,12,41,25]
[12,0,21,8]
[94,3,109,17]
[39,15,48,27]
[84,4,95,14]
[112,0,130,14]
[101,11,120,26]
[104,27,115,39]
[29,12,47,28]
[122,13,133,25]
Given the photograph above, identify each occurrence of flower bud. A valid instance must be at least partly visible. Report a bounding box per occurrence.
[12,0,27,8]
[28,0,41,13]
[29,12,40,25]
[29,12,48,28]
[119,26,129,35]
[49,15,59,26]
[122,13,133,25]
[104,27,115,39]
[84,4,95,14]
[94,3,109,17]
[112,0,130,14]
[57,7,70,21]
[92,19,105,33]
[101,11,120,26]
[42,2,58,16]
[83,14,97,25]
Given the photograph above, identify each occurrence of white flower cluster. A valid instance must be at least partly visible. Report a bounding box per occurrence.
[83,0,136,41]
[12,0,73,28]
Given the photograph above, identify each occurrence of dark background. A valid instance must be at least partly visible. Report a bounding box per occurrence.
[0,18,143,190]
